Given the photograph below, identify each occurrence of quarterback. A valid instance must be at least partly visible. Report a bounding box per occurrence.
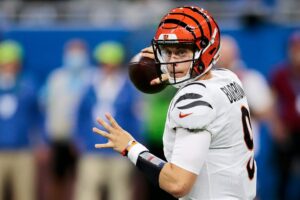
[93,6,257,199]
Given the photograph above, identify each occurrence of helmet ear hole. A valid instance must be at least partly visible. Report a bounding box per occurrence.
[192,59,204,76]
[200,37,209,48]
[198,62,204,73]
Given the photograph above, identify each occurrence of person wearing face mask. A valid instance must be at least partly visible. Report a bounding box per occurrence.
[0,40,40,200]
[270,31,300,200]
[40,39,93,200]
[74,41,144,200]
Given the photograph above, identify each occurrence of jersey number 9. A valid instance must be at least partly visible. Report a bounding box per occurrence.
[241,106,255,180]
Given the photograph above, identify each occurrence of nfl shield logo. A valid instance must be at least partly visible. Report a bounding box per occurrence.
[158,34,177,40]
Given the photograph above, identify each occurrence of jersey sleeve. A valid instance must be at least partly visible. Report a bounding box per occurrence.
[170,127,211,175]
[170,84,217,130]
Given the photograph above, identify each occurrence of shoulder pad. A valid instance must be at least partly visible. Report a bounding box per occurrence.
[170,82,216,130]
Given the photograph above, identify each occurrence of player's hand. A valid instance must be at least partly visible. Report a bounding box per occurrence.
[141,46,169,85]
[150,73,168,85]
[93,113,134,153]
[141,46,155,59]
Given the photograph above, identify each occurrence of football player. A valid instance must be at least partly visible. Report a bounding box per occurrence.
[93,6,257,199]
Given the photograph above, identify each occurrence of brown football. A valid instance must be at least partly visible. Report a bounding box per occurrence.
[128,56,167,94]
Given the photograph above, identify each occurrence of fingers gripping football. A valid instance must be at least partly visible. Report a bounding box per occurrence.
[129,47,168,94]
[141,46,155,59]
[141,46,169,85]
[150,73,168,85]
[93,113,134,153]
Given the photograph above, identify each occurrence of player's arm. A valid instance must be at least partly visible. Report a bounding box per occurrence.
[159,163,197,197]
[125,144,197,198]
[93,113,211,198]
[159,127,211,197]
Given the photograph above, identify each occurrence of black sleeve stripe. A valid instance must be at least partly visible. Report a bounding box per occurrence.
[172,93,202,110]
[181,82,206,90]
[177,100,213,110]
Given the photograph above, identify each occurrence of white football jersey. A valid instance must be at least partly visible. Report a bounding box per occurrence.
[163,69,257,200]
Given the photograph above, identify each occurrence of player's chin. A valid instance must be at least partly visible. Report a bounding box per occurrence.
[169,72,186,78]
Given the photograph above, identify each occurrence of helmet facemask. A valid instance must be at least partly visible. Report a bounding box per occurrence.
[152,6,221,88]
[152,39,205,88]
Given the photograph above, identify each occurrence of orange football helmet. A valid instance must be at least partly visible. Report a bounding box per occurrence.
[152,6,221,87]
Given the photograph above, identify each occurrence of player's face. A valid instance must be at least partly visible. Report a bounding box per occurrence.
[160,45,194,78]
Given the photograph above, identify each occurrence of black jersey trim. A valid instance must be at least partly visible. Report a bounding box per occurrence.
[181,82,206,90]
[177,100,213,110]
[172,93,202,110]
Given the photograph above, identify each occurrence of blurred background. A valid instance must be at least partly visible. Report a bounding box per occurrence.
[0,0,300,200]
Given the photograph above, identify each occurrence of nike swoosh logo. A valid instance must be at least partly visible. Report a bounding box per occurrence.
[179,112,193,118]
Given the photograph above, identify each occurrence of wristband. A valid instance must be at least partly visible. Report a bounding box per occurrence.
[127,142,149,165]
[121,140,137,156]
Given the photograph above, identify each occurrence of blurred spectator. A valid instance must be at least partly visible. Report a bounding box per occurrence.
[40,39,93,200]
[217,35,274,157]
[270,31,300,200]
[74,41,144,200]
[0,40,40,200]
